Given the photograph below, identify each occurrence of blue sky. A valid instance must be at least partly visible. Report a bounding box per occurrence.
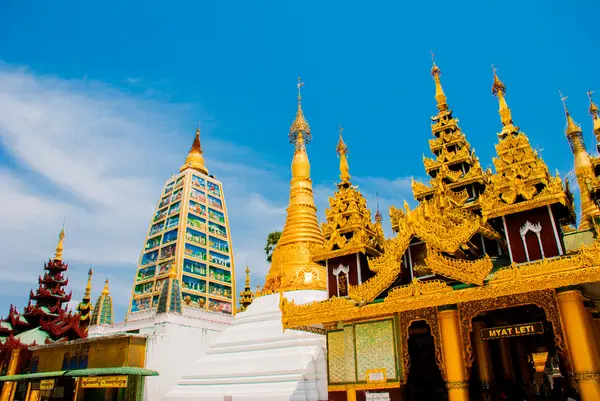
[0,0,598,320]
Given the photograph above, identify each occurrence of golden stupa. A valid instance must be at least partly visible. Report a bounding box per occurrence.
[262,78,326,293]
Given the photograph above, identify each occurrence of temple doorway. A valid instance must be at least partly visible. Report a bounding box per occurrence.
[405,321,446,401]
[470,304,569,401]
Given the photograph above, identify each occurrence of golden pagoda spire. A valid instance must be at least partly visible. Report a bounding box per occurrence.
[245,265,251,288]
[84,267,93,300]
[588,90,600,144]
[336,126,351,184]
[491,66,514,128]
[560,91,585,154]
[102,278,110,296]
[290,77,311,144]
[431,52,448,112]
[262,78,326,293]
[560,91,600,230]
[180,122,209,175]
[375,192,382,224]
[54,223,65,261]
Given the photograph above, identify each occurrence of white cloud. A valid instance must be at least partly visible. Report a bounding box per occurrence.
[0,65,291,318]
[0,65,417,320]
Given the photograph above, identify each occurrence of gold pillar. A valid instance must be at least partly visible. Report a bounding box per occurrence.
[557,289,600,401]
[0,349,21,401]
[584,306,600,362]
[594,315,600,360]
[498,337,515,382]
[346,388,357,401]
[472,321,493,399]
[439,308,469,401]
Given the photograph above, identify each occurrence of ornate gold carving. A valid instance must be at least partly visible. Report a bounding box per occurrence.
[423,246,493,286]
[313,177,384,262]
[280,241,600,329]
[446,381,470,389]
[458,290,568,373]
[574,371,600,382]
[387,279,452,300]
[398,307,445,381]
[480,105,574,220]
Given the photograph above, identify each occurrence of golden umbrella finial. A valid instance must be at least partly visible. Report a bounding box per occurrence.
[491,65,513,127]
[336,126,350,184]
[560,90,582,136]
[54,218,66,261]
[290,77,311,145]
[430,51,447,112]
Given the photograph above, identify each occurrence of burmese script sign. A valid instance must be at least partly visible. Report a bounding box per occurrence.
[481,322,543,340]
[39,379,54,390]
[366,392,390,401]
[81,376,128,388]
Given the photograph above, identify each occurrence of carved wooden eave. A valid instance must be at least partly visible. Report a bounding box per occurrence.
[316,184,385,263]
[280,240,600,329]
[347,200,502,304]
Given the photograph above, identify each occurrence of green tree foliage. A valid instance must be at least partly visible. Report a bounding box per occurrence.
[265,231,282,263]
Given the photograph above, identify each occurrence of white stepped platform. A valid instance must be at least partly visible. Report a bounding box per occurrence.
[163,290,328,401]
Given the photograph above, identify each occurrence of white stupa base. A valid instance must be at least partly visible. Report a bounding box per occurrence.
[163,290,328,401]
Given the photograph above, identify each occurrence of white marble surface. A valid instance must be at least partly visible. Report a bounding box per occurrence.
[163,290,328,401]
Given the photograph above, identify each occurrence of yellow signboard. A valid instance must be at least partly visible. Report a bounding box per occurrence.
[81,376,128,388]
[481,322,544,340]
[39,379,55,390]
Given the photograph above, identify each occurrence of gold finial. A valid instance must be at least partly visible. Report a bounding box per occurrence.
[180,124,209,174]
[245,265,251,287]
[491,65,513,127]
[290,77,311,145]
[84,266,93,300]
[102,278,110,296]
[375,192,382,224]
[54,223,66,261]
[560,91,582,136]
[588,90,600,140]
[336,126,351,184]
[430,52,447,111]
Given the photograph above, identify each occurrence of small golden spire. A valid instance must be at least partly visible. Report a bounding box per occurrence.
[84,266,93,300]
[430,52,448,112]
[375,192,382,224]
[245,265,251,287]
[290,77,311,145]
[336,126,351,184]
[54,224,65,261]
[560,91,583,137]
[491,65,513,127]
[102,278,110,296]
[588,90,600,139]
[180,123,209,174]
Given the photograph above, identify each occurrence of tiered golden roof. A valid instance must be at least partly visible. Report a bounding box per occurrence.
[560,93,600,231]
[312,128,385,262]
[412,57,486,209]
[77,267,93,329]
[262,79,326,293]
[479,69,573,220]
[238,266,255,312]
[180,125,209,175]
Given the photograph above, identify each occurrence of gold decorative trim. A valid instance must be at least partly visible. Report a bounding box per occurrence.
[446,380,469,389]
[423,246,493,286]
[280,241,600,329]
[574,371,600,382]
[458,290,569,374]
